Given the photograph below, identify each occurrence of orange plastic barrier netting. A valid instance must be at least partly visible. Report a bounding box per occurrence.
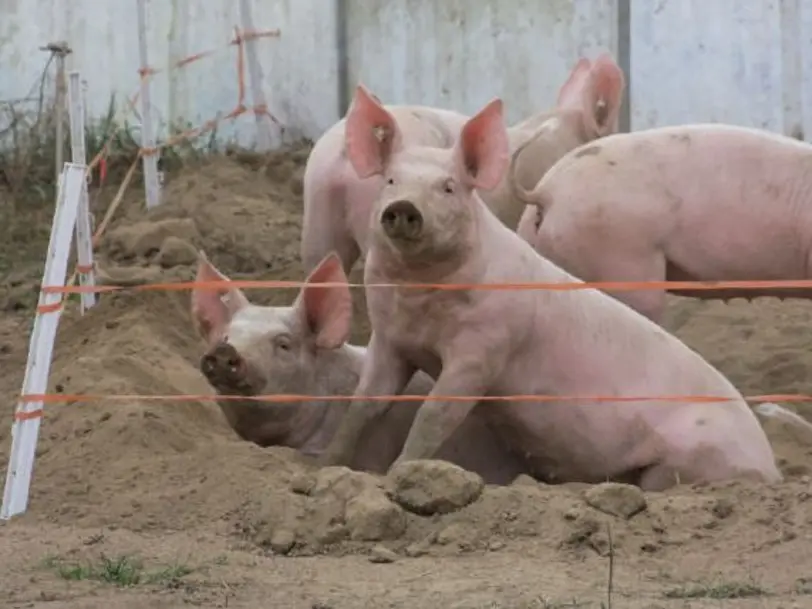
[60,25,282,296]
[86,25,281,182]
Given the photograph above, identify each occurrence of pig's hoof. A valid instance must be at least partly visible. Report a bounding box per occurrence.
[385,459,484,516]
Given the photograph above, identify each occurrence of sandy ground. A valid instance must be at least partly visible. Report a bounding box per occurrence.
[0,145,812,609]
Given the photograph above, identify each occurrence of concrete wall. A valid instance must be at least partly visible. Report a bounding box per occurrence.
[0,0,338,148]
[1,0,810,150]
[344,0,619,126]
[629,0,811,138]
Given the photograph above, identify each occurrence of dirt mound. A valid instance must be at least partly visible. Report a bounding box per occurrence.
[100,145,309,279]
[238,464,812,562]
[93,144,372,338]
[1,289,303,532]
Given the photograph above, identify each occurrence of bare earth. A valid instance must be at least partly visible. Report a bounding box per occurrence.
[1,146,811,609]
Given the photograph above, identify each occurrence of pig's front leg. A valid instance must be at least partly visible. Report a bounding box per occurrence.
[392,358,489,468]
[319,331,416,468]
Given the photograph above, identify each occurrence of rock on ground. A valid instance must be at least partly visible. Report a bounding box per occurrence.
[385,460,484,516]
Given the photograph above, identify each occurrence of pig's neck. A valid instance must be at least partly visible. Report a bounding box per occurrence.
[511,107,589,141]
[368,225,485,284]
[286,343,366,455]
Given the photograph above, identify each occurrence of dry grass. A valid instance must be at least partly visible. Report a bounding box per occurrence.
[0,69,230,281]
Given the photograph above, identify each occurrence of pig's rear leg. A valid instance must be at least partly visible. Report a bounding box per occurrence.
[600,258,668,324]
[542,235,668,323]
[638,457,779,491]
[301,212,360,276]
[301,188,361,275]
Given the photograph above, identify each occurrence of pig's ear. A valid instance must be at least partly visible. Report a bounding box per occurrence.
[583,54,625,137]
[452,98,510,191]
[296,252,352,350]
[556,57,592,111]
[345,84,403,179]
[191,251,249,343]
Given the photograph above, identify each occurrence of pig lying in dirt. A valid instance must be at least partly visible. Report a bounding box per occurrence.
[318,86,782,491]
[190,251,524,483]
[301,53,625,274]
[511,124,812,324]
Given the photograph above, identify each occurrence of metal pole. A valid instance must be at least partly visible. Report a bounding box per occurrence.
[616,0,632,133]
[335,0,350,118]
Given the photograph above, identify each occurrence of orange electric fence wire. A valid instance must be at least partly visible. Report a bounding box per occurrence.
[36,277,812,295]
[13,394,812,421]
[22,26,812,424]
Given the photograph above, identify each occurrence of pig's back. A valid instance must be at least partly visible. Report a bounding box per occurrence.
[544,124,812,280]
[649,125,812,279]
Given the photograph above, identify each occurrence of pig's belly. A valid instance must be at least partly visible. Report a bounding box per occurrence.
[664,196,809,296]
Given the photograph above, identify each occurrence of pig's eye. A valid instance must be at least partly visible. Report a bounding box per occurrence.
[386,178,395,185]
[274,335,292,351]
[442,179,455,194]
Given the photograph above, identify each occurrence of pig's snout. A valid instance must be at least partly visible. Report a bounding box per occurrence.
[381,200,423,241]
[201,342,247,388]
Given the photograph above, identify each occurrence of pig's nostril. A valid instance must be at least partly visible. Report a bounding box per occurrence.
[381,200,423,236]
[201,354,216,370]
[201,341,244,376]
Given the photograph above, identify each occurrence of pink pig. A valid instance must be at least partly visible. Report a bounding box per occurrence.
[301,54,625,275]
[511,124,812,324]
[190,251,523,483]
[317,87,781,491]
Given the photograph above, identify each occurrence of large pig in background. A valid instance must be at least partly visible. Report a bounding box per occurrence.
[301,53,625,274]
[511,124,812,324]
[190,251,523,483]
[318,86,781,491]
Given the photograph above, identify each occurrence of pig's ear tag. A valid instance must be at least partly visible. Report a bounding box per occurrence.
[373,125,388,143]
[595,98,608,126]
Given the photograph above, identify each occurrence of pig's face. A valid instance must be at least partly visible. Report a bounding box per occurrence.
[191,252,352,401]
[371,146,477,262]
[343,86,510,267]
[199,304,313,397]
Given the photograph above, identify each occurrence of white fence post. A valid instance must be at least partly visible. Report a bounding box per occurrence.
[239,0,273,151]
[1,163,87,520]
[67,71,97,313]
[53,44,70,186]
[135,0,162,208]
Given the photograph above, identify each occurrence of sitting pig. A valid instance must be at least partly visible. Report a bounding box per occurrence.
[301,53,625,274]
[318,86,782,491]
[510,123,812,324]
[190,251,523,483]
